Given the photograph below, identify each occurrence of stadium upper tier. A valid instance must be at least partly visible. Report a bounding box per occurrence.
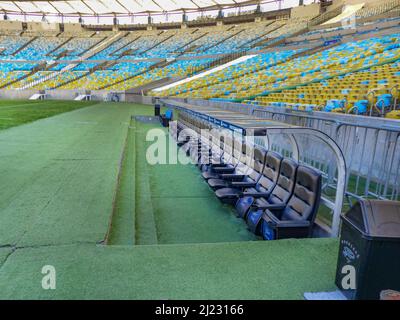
[0,19,308,62]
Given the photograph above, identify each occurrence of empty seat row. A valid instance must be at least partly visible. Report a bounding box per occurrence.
[171,114,322,240]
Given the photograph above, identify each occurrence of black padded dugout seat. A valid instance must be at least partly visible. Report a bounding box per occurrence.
[207,143,255,191]
[199,131,226,172]
[202,139,246,181]
[258,166,322,240]
[214,149,281,205]
[214,147,267,205]
[223,151,283,214]
[243,158,298,231]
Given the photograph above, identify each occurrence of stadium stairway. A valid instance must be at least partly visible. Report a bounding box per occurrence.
[98,61,162,90]
[11,36,38,56]
[201,28,245,54]
[250,23,287,48]
[238,20,277,49]
[80,32,126,60]
[109,35,141,56]
[45,37,73,57]
[256,26,309,50]
[140,33,176,56]
[57,61,116,89]
[176,31,209,53]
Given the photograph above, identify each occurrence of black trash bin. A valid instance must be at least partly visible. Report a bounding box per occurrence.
[154,103,160,116]
[335,200,400,300]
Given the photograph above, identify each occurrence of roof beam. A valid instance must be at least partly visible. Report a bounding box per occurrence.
[48,1,62,14]
[190,1,200,9]
[30,1,46,15]
[11,1,25,14]
[114,0,131,13]
[80,0,96,15]
[151,1,164,12]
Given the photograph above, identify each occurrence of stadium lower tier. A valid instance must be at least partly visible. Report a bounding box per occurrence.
[0,101,338,299]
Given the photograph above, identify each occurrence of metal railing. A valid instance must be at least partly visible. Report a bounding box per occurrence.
[251,107,400,203]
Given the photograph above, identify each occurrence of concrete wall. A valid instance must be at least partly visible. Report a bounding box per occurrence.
[0,89,157,105]
[26,22,60,33]
[0,89,108,101]
[291,3,321,19]
[63,23,84,33]
[0,20,23,32]
[125,94,154,104]
[329,0,391,11]
[0,89,36,100]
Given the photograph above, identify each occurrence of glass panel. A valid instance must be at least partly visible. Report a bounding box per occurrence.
[170,0,198,10]
[213,0,235,5]
[98,0,128,14]
[16,2,42,12]
[0,1,21,12]
[51,1,78,14]
[34,2,59,14]
[137,0,162,12]
[192,0,218,8]
[67,1,94,14]
[118,0,145,13]
[153,0,181,12]
[84,0,110,14]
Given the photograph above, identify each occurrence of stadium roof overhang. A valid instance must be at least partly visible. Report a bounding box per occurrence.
[0,0,270,16]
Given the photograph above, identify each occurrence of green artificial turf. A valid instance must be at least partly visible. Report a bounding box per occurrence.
[137,121,257,244]
[0,101,340,299]
[0,102,154,246]
[107,119,257,245]
[0,248,13,268]
[107,118,137,245]
[0,239,339,300]
[0,100,98,130]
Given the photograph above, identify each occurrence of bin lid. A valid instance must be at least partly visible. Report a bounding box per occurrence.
[342,200,400,240]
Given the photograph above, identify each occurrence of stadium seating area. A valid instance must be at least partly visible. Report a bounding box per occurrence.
[153,32,400,116]
[52,36,104,60]
[255,60,400,114]
[0,2,399,118]
[151,50,303,98]
[0,35,32,57]
[356,0,400,19]
[14,36,65,60]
